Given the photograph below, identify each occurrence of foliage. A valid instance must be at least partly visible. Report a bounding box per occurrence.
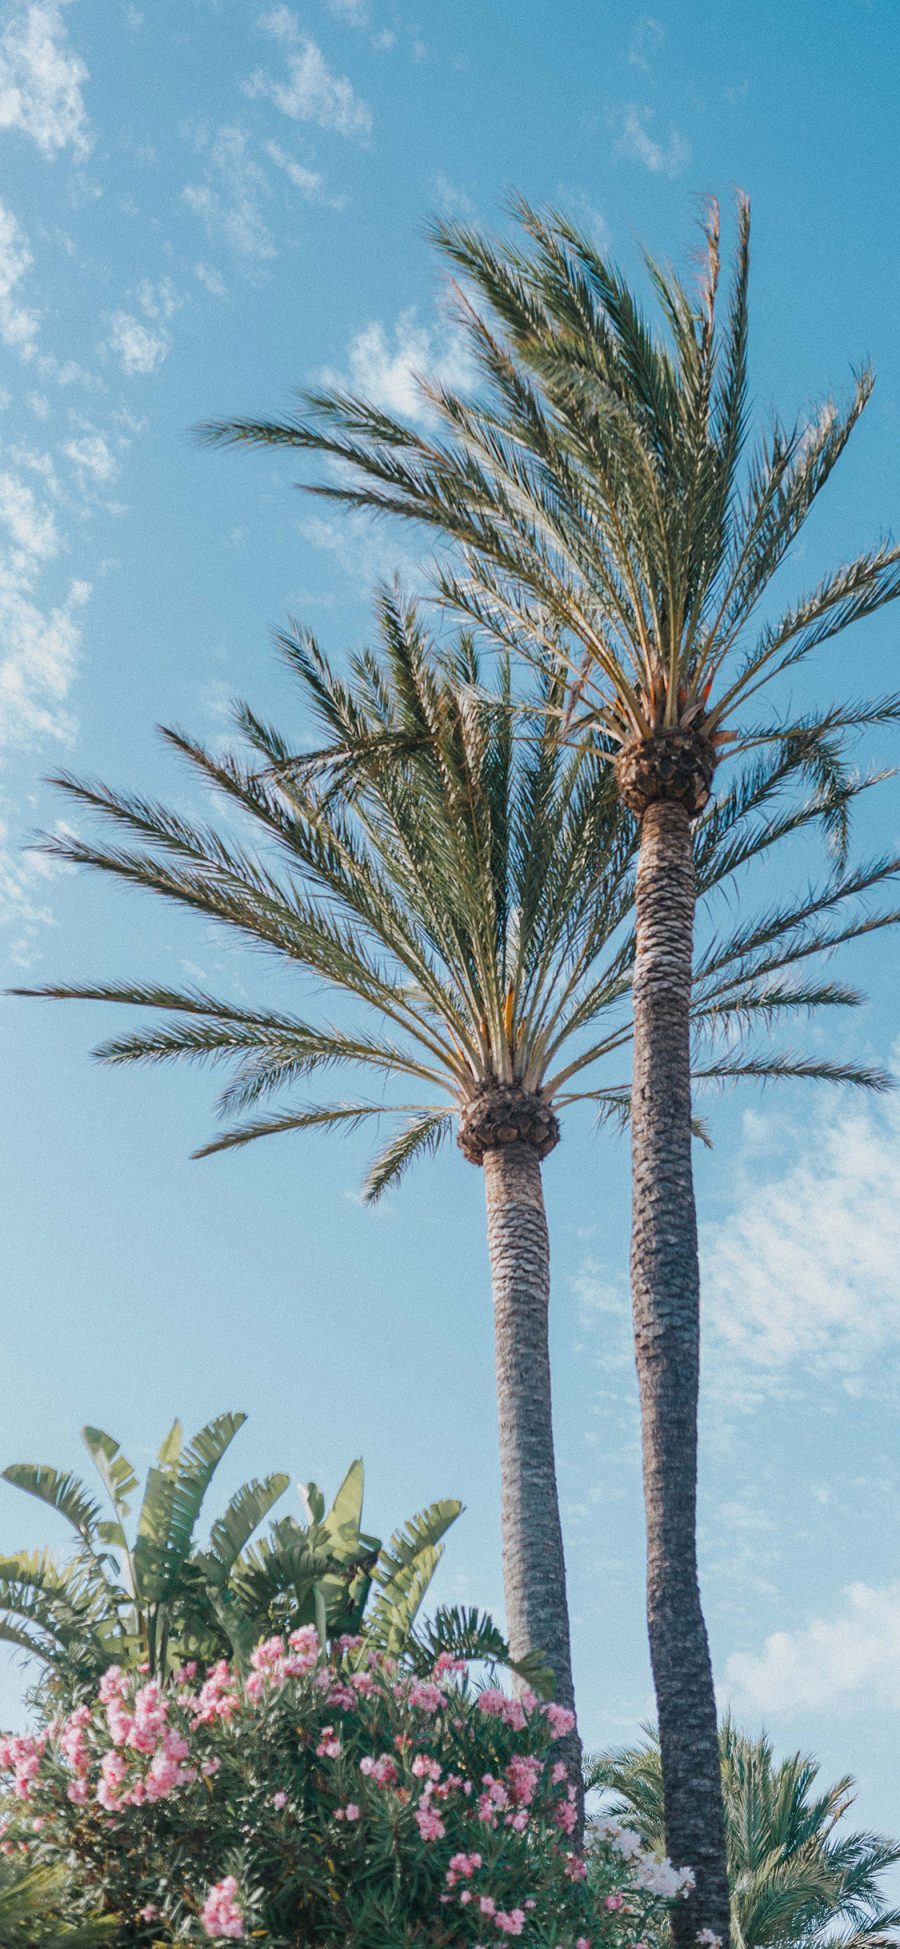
[1,1636,689,1948]
[0,1416,460,1695]
[0,1853,113,1947]
[206,198,900,787]
[590,1721,900,1949]
[16,601,899,1189]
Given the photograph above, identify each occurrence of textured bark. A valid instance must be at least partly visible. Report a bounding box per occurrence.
[616,730,716,818]
[630,800,730,1949]
[458,1084,560,1165]
[482,1141,581,1786]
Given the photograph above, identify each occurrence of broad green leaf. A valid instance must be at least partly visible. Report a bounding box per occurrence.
[81,1427,139,1525]
[1,1465,103,1549]
[373,1498,462,1589]
[298,1479,326,1526]
[321,1458,366,1558]
[200,1472,290,1580]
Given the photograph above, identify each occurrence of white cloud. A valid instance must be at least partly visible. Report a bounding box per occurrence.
[64,429,118,483]
[257,4,298,41]
[248,24,372,143]
[0,0,91,159]
[298,509,425,601]
[195,262,227,298]
[614,104,690,177]
[263,138,342,205]
[702,1096,900,1386]
[135,275,181,323]
[628,16,664,70]
[0,202,40,361]
[104,309,171,376]
[327,0,367,21]
[323,307,474,420]
[0,456,88,749]
[723,1581,900,1716]
[184,125,275,261]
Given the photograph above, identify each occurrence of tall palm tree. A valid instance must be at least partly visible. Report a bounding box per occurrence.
[592,1722,900,1949]
[16,600,898,1817]
[201,200,900,1940]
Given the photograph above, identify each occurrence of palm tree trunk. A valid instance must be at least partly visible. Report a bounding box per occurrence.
[482,1140,579,1758]
[631,800,730,1949]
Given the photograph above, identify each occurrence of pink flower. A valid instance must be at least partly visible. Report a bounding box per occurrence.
[360,1754,397,1787]
[316,1728,341,1760]
[506,1753,542,1806]
[605,1894,624,1910]
[98,1667,127,1705]
[415,1804,446,1841]
[432,1652,466,1678]
[412,1754,441,1781]
[479,1896,496,1917]
[271,1791,287,1809]
[193,1662,240,1727]
[286,1624,319,1666]
[543,1702,576,1738]
[446,1851,482,1884]
[139,1906,160,1923]
[495,1909,526,1936]
[476,1688,526,1731]
[201,1875,245,1940]
[407,1680,443,1714]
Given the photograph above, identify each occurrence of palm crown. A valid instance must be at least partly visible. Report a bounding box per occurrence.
[593,1722,900,1949]
[17,594,898,1193]
[204,197,900,804]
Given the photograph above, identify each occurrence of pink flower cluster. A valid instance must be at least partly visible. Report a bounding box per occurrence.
[0,1639,685,1949]
[0,1733,45,1801]
[201,1874,245,1940]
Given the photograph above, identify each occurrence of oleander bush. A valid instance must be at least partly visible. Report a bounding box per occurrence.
[1,1633,691,1948]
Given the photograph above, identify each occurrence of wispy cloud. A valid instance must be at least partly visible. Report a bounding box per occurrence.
[702,1094,900,1390]
[326,0,368,22]
[63,427,118,485]
[0,202,40,361]
[0,452,88,750]
[628,16,665,71]
[263,138,344,207]
[248,13,372,143]
[0,0,91,159]
[184,125,275,261]
[614,104,690,177]
[322,307,474,420]
[104,310,170,376]
[723,1580,900,1716]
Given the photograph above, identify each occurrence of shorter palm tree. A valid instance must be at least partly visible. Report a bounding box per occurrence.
[592,1722,900,1949]
[15,597,898,1771]
[0,1859,114,1948]
[0,1413,459,1692]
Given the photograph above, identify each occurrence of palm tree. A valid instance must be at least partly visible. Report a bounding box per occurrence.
[0,1412,460,1693]
[16,600,898,1819]
[201,199,900,1940]
[592,1722,900,1949]
[0,1860,114,1948]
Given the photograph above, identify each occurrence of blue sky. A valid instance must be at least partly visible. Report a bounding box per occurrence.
[2,0,900,1878]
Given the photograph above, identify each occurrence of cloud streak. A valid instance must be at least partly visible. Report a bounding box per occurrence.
[723,1580,900,1716]
[702,1094,900,1389]
[0,0,91,159]
[248,14,372,143]
[614,104,690,177]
